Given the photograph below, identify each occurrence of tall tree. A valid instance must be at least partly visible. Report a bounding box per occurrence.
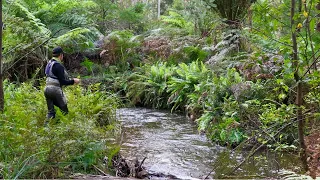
[290,0,307,171]
[158,0,161,19]
[0,0,4,111]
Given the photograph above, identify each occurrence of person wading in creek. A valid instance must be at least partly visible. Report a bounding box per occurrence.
[44,47,80,122]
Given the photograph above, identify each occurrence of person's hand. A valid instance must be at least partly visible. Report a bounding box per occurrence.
[100,49,107,57]
[73,78,80,84]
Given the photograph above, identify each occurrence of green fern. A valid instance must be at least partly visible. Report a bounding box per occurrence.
[52,28,97,53]
[3,1,50,68]
[161,11,194,32]
[206,0,252,23]
[167,61,209,111]
[32,0,99,37]
[197,112,214,132]
[11,1,48,35]
[127,62,175,108]
[0,81,121,178]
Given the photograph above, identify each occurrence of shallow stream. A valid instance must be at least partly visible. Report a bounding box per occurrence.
[116,108,302,179]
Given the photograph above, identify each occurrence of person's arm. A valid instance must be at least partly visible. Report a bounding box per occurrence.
[52,63,75,86]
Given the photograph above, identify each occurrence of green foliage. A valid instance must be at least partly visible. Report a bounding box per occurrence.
[250,0,320,73]
[0,81,120,178]
[51,13,91,35]
[2,0,318,157]
[183,46,208,63]
[118,3,146,32]
[121,59,300,147]
[123,63,249,145]
[52,28,97,53]
[197,111,215,132]
[127,62,175,109]
[3,0,103,81]
[251,0,290,39]
[81,58,95,76]
[11,1,48,34]
[184,0,217,36]
[194,69,245,145]
[85,0,148,33]
[205,0,252,25]
[87,0,118,32]
[33,0,97,35]
[167,61,209,111]
[3,1,50,63]
[161,11,187,28]
[161,11,194,34]
[108,30,135,43]
[162,0,218,36]
[104,30,141,70]
[259,103,296,141]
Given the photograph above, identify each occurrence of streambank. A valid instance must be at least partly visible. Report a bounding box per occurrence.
[114,108,302,179]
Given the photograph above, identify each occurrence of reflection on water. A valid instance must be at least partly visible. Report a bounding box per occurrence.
[116,108,302,179]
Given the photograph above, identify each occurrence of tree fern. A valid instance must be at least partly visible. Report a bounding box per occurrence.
[59,13,88,27]
[52,27,98,53]
[3,1,50,65]
[47,22,71,36]
[33,0,99,37]
[205,0,252,25]
[10,1,49,35]
[47,13,95,37]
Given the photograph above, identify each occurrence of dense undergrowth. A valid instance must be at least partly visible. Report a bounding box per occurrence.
[101,61,301,149]
[74,25,318,151]
[0,80,121,179]
[2,0,320,177]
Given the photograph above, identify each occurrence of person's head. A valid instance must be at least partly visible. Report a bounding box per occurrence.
[52,46,64,60]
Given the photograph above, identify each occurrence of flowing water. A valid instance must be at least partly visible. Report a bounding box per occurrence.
[116,108,302,179]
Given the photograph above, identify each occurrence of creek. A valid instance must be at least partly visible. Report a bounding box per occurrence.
[116,108,302,179]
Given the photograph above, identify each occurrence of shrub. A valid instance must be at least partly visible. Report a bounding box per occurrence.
[127,62,175,109]
[0,80,120,178]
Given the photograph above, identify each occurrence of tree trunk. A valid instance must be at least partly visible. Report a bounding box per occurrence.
[157,0,161,19]
[291,0,308,171]
[248,6,253,30]
[0,0,4,111]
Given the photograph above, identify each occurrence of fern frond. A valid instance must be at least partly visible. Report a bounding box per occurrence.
[10,1,49,35]
[161,11,186,28]
[47,22,71,37]
[59,13,89,28]
[52,28,98,53]
[196,112,214,132]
